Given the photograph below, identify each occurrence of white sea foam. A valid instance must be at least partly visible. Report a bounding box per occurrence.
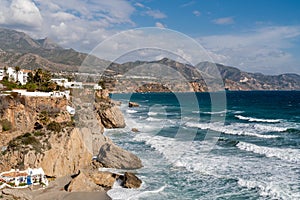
[146,117,162,122]
[185,122,279,139]
[148,111,158,116]
[237,142,300,163]
[202,110,228,114]
[238,179,300,200]
[253,124,288,132]
[235,115,281,123]
[127,109,138,114]
[192,110,228,114]
[108,182,166,200]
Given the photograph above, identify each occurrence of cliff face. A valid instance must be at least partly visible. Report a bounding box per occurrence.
[0,90,142,177]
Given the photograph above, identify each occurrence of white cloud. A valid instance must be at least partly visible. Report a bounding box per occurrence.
[0,0,137,52]
[199,26,300,74]
[212,17,234,25]
[0,0,42,29]
[146,10,167,19]
[135,2,145,8]
[193,10,201,17]
[155,22,166,28]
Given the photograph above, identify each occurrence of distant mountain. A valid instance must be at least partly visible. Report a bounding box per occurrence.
[103,58,300,91]
[197,62,300,90]
[0,27,299,91]
[0,28,108,69]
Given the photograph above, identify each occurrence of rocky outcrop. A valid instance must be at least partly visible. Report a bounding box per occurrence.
[122,172,142,189]
[131,128,139,133]
[97,143,143,169]
[0,89,143,194]
[96,103,126,128]
[91,172,118,188]
[40,128,92,177]
[128,102,139,107]
[67,172,101,192]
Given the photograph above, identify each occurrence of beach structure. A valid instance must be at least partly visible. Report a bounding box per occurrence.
[0,168,48,189]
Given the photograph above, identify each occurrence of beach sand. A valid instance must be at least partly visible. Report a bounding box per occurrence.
[23,175,112,200]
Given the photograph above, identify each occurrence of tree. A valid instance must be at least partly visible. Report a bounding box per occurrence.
[27,72,34,83]
[15,66,21,83]
[3,66,7,76]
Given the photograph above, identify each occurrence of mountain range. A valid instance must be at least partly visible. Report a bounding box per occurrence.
[0,27,299,91]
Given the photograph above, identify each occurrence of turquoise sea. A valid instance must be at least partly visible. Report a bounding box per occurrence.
[105,91,300,200]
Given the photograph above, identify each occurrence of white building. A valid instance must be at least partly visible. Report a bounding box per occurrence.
[51,78,83,89]
[0,167,48,188]
[12,89,71,100]
[0,67,30,85]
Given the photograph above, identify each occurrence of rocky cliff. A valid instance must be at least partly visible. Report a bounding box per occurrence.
[0,90,142,178]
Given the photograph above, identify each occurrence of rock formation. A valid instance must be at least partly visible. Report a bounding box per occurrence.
[97,143,143,169]
[0,90,142,183]
[122,172,142,189]
[128,102,139,107]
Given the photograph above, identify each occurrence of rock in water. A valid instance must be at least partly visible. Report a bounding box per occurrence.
[131,128,139,132]
[128,102,139,107]
[92,172,118,188]
[123,172,142,188]
[97,143,143,169]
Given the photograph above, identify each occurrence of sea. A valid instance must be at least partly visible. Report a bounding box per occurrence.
[104,91,300,200]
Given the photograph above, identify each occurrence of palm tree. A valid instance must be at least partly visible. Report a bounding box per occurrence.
[15,66,21,83]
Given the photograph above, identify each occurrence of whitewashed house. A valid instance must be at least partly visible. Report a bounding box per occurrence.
[51,78,83,89]
[0,67,30,85]
[94,84,102,90]
[0,168,48,188]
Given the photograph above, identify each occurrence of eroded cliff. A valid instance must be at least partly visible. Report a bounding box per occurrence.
[0,90,142,179]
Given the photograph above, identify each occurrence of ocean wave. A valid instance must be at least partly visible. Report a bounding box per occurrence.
[107,185,166,200]
[127,109,138,114]
[192,110,228,115]
[146,117,162,122]
[237,179,298,200]
[237,142,300,163]
[148,111,158,116]
[185,122,279,139]
[235,115,281,123]
[253,124,288,132]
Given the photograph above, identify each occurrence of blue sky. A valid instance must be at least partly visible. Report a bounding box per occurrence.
[0,0,300,74]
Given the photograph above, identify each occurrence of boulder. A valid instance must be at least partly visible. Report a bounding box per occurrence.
[131,128,139,133]
[123,172,142,188]
[67,171,100,192]
[97,143,143,169]
[91,172,118,188]
[129,102,139,107]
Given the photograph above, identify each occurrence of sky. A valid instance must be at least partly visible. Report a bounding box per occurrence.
[0,0,300,74]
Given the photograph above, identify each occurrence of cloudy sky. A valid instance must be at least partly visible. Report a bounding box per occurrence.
[0,0,300,74]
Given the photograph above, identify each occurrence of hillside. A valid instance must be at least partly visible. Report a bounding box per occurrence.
[0,28,108,70]
[0,27,299,91]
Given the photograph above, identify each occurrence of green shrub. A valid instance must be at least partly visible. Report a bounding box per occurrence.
[22,136,39,146]
[33,131,44,137]
[47,121,62,133]
[18,182,27,186]
[1,119,12,131]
